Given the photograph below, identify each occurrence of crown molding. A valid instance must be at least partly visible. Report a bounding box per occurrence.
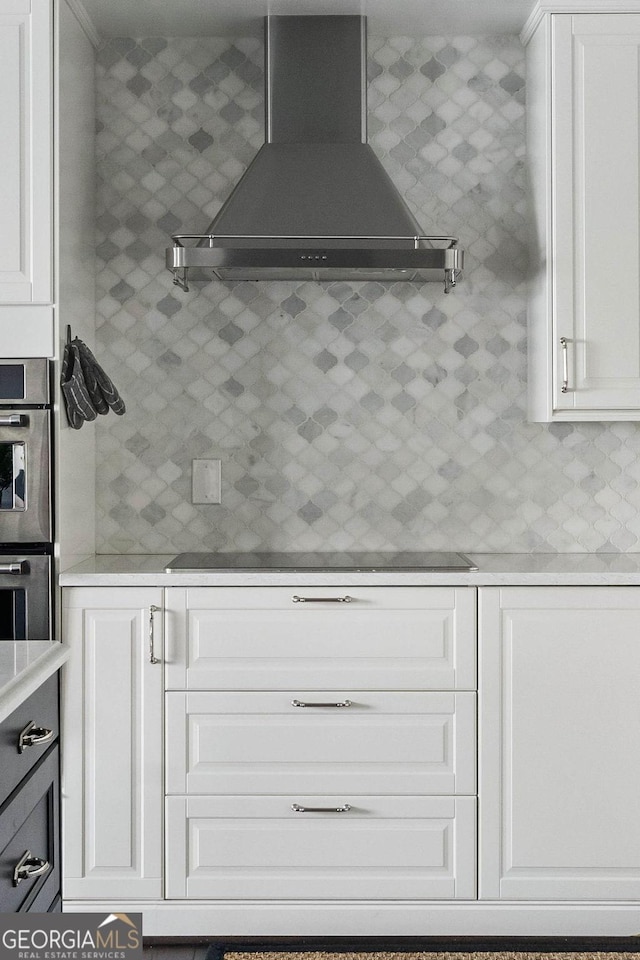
[522,0,640,44]
[63,0,100,48]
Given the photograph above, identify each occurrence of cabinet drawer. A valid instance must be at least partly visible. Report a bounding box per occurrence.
[166,587,476,690]
[0,674,58,807]
[166,691,476,796]
[166,795,476,900]
[0,747,59,912]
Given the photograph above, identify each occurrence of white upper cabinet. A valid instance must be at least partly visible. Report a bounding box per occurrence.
[528,12,640,420]
[0,0,54,358]
[0,0,52,305]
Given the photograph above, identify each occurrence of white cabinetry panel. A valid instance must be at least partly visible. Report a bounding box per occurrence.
[0,0,52,306]
[165,796,476,900]
[166,690,476,796]
[165,587,476,690]
[479,586,640,899]
[528,14,640,419]
[62,588,163,899]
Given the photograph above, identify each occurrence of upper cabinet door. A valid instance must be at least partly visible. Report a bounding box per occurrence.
[528,14,640,420]
[0,0,52,304]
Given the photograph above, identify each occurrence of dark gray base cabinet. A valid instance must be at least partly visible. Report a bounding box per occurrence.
[0,674,60,912]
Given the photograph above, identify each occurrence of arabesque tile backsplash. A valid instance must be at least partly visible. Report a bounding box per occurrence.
[95,33,640,555]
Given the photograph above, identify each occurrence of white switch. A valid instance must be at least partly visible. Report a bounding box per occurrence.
[192,459,222,504]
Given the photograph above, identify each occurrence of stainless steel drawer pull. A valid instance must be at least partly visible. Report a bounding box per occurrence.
[18,721,55,754]
[149,604,160,664]
[291,699,352,708]
[13,850,50,886]
[291,803,351,813]
[560,336,569,393]
[0,560,29,575]
[291,595,353,603]
[0,414,26,428]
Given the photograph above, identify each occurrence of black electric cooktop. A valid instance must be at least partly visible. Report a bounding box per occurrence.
[165,551,478,572]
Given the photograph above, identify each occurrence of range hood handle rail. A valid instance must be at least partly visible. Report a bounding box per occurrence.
[170,233,461,245]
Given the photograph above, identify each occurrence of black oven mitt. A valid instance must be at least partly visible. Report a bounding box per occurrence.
[74,338,126,417]
[60,340,98,429]
[60,337,126,429]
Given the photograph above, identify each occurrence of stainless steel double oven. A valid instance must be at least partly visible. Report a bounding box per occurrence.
[0,359,52,641]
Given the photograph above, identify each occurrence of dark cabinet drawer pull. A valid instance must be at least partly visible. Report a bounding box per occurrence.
[18,720,55,754]
[12,850,50,886]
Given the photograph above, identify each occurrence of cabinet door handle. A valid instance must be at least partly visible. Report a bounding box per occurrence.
[12,850,50,886]
[291,595,352,603]
[149,604,161,663]
[291,699,352,708]
[17,720,54,754]
[291,803,351,813]
[560,336,569,393]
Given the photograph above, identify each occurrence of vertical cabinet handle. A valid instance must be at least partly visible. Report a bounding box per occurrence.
[149,604,161,664]
[560,337,569,393]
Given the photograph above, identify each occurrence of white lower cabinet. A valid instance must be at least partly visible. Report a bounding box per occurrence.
[165,796,476,900]
[62,588,163,899]
[480,586,640,900]
[165,690,476,796]
[164,585,478,903]
[61,581,640,933]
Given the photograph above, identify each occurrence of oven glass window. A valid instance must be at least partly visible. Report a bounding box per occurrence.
[0,365,25,400]
[0,442,26,510]
[0,587,25,639]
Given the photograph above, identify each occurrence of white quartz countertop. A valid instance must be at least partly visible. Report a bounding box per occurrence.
[58,552,640,586]
[0,641,69,724]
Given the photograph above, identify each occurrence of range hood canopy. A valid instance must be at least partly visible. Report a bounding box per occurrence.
[166,15,464,291]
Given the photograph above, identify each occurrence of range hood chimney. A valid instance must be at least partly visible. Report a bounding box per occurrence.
[166,16,463,291]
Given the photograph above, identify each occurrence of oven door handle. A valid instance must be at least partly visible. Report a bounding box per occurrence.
[0,561,29,575]
[0,415,26,427]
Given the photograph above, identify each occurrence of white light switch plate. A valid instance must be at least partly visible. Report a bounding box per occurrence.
[192,459,222,504]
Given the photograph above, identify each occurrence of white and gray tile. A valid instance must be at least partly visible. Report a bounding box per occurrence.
[94,33,640,555]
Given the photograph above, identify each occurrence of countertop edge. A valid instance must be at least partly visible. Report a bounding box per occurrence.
[58,554,640,587]
[0,644,70,725]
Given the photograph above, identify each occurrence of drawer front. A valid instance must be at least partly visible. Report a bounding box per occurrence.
[166,587,476,690]
[166,691,476,796]
[0,673,58,807]
[0,747,60,912]
[165,795,476,900]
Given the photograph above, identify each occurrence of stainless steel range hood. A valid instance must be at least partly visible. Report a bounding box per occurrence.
[166,16,464,292]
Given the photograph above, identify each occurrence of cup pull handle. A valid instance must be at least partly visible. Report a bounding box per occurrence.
[18,721,54,754]
[13,850,50,886]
